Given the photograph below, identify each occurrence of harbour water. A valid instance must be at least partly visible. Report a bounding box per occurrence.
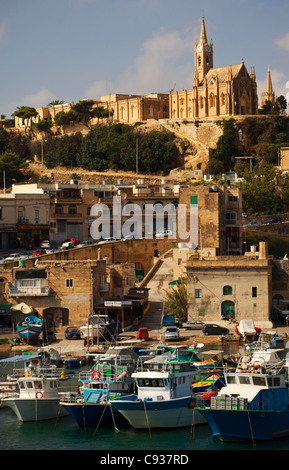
[1,343,289,452]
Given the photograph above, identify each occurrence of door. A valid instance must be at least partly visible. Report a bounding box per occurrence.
[221,301,235,320]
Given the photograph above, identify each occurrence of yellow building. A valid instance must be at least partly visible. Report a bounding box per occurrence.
[170,17,258,119]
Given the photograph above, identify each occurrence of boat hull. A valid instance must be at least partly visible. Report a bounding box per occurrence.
[197,408,289,441]
[61,402,128,427]
[4,398,69,422]
[111,396,207,429]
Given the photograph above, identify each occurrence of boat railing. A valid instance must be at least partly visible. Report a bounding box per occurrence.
[10,366,65,379]
[79,363,134,383]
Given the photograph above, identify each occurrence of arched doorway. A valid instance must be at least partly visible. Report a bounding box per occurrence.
[43,307,69,329]
[221,301,235,320]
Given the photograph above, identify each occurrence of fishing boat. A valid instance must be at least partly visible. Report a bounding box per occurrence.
[2,351,70,422]
[60,353,138,427]
[195,350,289,441]
[110,356,207,430]
[17,315,42,342]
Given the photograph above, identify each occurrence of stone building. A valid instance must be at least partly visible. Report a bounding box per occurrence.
[186,241,273,328]
[170,17,258,119]
[173,184,243,280]
[100,93,169,124]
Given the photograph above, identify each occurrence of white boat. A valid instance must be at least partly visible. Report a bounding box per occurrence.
[79,314,109,344]
[2,353,70,422]
[111,356,206,429]
[0,378,19,408]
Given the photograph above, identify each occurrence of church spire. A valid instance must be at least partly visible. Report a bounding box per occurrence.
[194,17,213,83]
[261,65,275,108]
[266,65,273,94]
[199,16,208,44]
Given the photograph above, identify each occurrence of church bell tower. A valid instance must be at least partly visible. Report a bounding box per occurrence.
[194,17,213,84]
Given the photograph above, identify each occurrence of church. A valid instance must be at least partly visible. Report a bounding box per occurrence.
[169,17,259,119]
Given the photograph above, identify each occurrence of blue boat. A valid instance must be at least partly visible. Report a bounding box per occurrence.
[17,315,42,341]
[59,350,138,427]
[195,348,289,441]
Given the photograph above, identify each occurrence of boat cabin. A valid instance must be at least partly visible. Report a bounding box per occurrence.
[132,361,200,401]
[17,375,61,400]
[211,371,288,411]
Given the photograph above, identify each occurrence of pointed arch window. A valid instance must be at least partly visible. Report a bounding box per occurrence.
[198,56,201,66]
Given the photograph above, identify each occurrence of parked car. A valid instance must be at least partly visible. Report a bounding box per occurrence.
[65,327,81,340]
[164,326,180,341]
[32,249,46,256]
[61,238,80,246]
[268,217,282,224]
[182,321,204,330]
[61,242,74,250]
[137,327,149,340]
[41,240,50,248]
[245,221,262,227]
[5,253,20,262]
[155,229,174,238]
[202,324,229,336]
[77,240,93,248]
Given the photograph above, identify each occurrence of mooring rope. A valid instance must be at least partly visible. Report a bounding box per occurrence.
[143,399,152,439]
[247,410,256,447]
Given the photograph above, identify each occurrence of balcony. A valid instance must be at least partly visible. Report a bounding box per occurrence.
[9,286,50,296]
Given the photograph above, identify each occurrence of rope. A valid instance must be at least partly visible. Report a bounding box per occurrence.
[94,402,108,434]
[247,410,256,447]
[189,407,195,442]
[110,403,120,433]
[143,400,152,439]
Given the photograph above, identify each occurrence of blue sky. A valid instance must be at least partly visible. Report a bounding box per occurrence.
[1,0,289,117]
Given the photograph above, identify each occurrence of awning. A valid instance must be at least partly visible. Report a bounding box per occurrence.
[0,304,12,314]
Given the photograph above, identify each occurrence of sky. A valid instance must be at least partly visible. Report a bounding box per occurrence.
[1,0,289,118]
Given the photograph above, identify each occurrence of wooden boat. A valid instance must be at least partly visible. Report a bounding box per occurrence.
[17,315,42,342]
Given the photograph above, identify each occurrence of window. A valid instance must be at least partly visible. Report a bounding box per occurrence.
[35,210,39,220]
[206,56,209,66]
[195,289,202,299]
[223,285,233,296]
[252,287,257,298]
[55,205,62,215]
[0,206,2,219]
[198,56,201,66]
[66,279,73,288]
[69,205,76,215]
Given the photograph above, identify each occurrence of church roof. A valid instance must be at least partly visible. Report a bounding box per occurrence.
[201,63,244,84]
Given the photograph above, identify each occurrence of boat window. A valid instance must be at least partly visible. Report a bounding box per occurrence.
[252,376,266,386]
[268,377,281,387]
[138,379,165,387]
[26,382,33,389]
[226,375,236,384]
[19,381,24,389]
[239,376,250,385]
[35,381,42,389]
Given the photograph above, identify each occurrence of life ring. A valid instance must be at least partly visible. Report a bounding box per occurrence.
[91,370,101,381]
[36,392,43,399]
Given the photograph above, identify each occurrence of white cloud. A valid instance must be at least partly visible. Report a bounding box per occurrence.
[276,32,289,51]
[10,88,56,113]
[85,28,194,99]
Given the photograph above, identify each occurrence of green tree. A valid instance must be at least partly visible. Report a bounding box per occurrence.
[164,280,187,323]
[241,165,283,215]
